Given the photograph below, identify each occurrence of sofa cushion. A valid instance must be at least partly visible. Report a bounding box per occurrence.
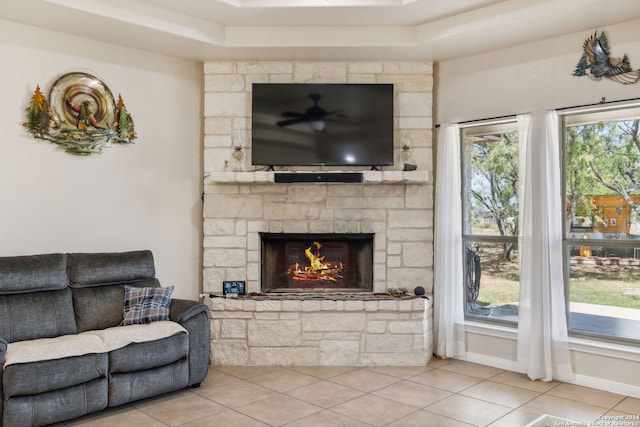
[109,332,188,373]
[4,321,186,367]
[0,253,67,295]
[67,250,155,288]
[71,279,160,332]
[3,378,107,427]
[109,359,189,407]
[3,353,108,397]
[121,286,174,325]
[0,288,77,342]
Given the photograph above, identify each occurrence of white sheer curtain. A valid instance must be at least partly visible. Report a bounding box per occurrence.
[517,111,573,381]
[433,123,466,359]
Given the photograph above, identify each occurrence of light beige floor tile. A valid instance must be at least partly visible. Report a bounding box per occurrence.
[426,357,454,368]
[286,379,365,408]
[386,409,475,426]
[329,368,401,392]
[133,390,226,425]
[461,380,541,408]
[365,365,432,379]
[409,368,482,392]
[520,394,608,424]
[235,393,322,426]
[490,370,559,393]
[288,365,359,379]
[438,360,505,379]
[615,397,640,414]
[332,394,419,427]
[180,408,270,427]
[66,405,166,427]
[59,365,639,426]
[286,409,373,427]
[199,369,243,388]
[373,380,452,408]
[425,394,512,426]
[212,365,281,379]
[246,369,320,392]
[546,383,625,409]
[487,409,542,427]
[196,379,278,409]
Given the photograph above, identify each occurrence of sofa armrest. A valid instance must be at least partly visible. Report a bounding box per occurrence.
[0,337,4,427]
[169,299,210,386]
[0,336,7,366]
[169,299,209,324]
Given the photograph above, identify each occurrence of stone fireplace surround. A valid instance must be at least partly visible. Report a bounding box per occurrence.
[203,60,434,366]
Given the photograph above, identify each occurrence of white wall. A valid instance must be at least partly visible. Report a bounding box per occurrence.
[0,20,203,299]
[437,19,640,123]
[436,19,640,397]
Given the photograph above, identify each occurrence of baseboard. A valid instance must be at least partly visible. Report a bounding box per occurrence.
[461,352,519,372]
[461,352,640,399]
[569,374,640,399]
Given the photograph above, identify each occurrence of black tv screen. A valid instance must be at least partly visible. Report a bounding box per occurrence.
[251,83,394,167]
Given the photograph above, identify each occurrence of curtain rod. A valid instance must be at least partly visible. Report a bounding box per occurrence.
[434,96,640,128]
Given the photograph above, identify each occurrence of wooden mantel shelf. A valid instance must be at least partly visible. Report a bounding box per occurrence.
[204,170,431,185]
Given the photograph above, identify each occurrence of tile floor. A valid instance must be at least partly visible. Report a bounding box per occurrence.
[59,359,640,427]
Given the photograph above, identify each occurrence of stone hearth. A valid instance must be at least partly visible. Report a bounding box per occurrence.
[207,295,432,366]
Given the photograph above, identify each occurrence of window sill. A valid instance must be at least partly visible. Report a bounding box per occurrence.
[464,320,640,362]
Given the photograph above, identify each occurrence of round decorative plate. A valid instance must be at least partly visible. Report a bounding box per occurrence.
[48,72,116,131]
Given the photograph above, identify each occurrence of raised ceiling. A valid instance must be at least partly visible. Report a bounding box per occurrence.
[1,0,640,62]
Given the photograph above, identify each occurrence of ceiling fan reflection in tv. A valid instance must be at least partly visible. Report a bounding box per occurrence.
[276,93,347,133]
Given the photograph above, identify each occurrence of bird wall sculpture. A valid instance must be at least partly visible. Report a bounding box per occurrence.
[573,31,640,85]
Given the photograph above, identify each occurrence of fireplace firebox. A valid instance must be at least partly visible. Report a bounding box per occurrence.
[260,233,374,293]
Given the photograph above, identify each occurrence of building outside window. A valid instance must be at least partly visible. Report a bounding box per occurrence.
[563,105,640,342]
[461,120,520,324]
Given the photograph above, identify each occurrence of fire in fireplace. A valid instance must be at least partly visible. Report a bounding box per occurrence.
[260,233,374,292]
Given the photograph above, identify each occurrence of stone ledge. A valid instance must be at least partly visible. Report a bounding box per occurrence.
[206,294,431,312]
[204,170,430,185]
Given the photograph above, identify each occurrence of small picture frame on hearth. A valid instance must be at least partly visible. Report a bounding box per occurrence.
[223,281,246,295]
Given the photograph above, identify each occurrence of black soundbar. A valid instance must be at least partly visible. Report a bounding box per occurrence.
[274,172,363,183]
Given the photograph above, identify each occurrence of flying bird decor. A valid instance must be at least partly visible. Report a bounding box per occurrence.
[573,30,640,85]
[23,72,136,155]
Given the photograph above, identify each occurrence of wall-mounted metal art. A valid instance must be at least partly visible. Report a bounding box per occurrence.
[573,30,640,85]
[24,72,136,155]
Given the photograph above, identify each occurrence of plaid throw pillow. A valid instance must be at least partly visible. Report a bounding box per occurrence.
[121,285,174,326]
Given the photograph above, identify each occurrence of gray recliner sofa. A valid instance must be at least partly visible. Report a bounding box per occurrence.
[0,250,210,427]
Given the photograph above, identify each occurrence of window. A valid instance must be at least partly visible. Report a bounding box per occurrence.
[563,105,640,342]
[461,121,520,323]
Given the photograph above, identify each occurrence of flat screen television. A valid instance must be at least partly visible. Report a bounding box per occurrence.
[251,83,394,167]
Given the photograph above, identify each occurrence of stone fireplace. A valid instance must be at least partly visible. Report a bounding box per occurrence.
[202,60,434,366]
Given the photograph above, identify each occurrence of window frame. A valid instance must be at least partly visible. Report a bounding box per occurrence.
[460,118,519,326]
[560,103,640,344]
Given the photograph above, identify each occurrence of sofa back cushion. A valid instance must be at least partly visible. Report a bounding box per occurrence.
[0,253,68,295]
[0,253,77,342]
[67,250,160,332]
[0,289,77,342]
[67,250,155,287]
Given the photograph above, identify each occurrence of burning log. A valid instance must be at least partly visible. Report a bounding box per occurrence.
[289,242,344,283]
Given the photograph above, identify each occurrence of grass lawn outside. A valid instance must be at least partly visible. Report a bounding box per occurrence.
[471,244,640,311]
